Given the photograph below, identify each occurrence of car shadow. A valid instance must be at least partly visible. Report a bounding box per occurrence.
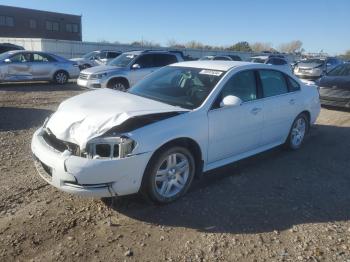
[0,107,53,131]
[0,81,84,92]
[104,124,350,234]
[322,105,350,113]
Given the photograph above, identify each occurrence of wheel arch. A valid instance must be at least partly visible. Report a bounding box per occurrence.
[299,110,311,126]
[107,76,130,88]
[144,137,204,181]
[53,69,70,79]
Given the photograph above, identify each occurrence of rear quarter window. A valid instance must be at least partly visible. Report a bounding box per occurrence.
[287,76,301,92]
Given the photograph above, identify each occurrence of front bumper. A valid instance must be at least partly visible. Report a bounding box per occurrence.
[31,128,152,197]
[77,78,105,89]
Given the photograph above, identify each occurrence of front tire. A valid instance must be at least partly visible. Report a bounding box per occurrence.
[285,113,309,150]
[53,71,69,85]
[107,78,129,91]
[142,146,195,204]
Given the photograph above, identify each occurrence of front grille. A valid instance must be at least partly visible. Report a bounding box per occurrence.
[42,130,80,155]
[79,73,89,80]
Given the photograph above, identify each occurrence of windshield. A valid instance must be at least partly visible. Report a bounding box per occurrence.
[82,51,99,59]
[300,59,324,64]
[108,53,137,67]
[0,51,10,61]
[327,64,350,76]
[128,66,225,109]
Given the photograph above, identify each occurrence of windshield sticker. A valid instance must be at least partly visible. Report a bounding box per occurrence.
[199,70,223,76]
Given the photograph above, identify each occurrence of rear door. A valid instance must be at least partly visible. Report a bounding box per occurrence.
[30,53,56,80]
[6,52,32,81]
[258,69,300,146]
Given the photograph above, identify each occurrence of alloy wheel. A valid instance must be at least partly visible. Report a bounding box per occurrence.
[291,117,306,147]
[154,153,190,198]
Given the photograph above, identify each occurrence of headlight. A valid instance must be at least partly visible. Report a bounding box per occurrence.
[90,73,107,79]
[85,136,136,159]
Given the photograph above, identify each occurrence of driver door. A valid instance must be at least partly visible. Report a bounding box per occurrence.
[5,52,32,81]
[129,54,157,86]
[207,70,264,163]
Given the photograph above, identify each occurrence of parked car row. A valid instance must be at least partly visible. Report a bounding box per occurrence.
[0,46,348,110]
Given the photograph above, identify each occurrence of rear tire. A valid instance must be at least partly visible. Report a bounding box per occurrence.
[107,78,129,91]
[53,71,69,85]
[285,113,309,150]
[142,146,195,204]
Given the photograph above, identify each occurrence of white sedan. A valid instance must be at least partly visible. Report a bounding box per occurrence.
[31,61,320,203]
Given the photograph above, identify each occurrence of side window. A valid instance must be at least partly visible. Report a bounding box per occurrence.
[214,70,257,107]
[107,52,120,59]
[97,52,107,59]
[10,53,31,63]
[287,76,300,92]
[259,70,288,97]
[275,58,287,65]
[154,54,178,67]
[32,53,51,62]
[266,58,275,65]
[134,54,155,68]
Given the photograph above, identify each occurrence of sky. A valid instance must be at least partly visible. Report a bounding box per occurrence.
[1,0,349,55]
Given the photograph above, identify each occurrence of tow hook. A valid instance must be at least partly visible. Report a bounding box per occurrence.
[107,183,117,226]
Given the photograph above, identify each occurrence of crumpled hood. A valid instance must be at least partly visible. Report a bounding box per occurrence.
[81,65,124,74]
[46,89,188,149]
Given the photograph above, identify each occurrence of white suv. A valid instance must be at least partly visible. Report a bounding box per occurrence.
[32,61,321,203]
[77,50,183,90]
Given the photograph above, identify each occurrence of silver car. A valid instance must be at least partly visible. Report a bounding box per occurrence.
[0,50,80,84]
[70,50,122,70]
[77,50,183,90]
[294,57,343,80]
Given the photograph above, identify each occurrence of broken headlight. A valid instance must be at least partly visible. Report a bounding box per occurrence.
[85,136,135,159]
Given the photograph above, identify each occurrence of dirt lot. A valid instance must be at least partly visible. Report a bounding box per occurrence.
[0,82,350,262]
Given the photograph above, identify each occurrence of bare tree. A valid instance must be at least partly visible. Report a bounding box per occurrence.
[185,41,204,49]
[250,42,273,52]
[278,40,303,53]
[166,39,186,49]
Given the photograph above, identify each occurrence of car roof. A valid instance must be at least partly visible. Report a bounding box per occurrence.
[251,56,269,59]
[171,60,260,71]
[123,50,176,55]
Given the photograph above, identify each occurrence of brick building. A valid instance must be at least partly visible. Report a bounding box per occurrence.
[0,5,82,41]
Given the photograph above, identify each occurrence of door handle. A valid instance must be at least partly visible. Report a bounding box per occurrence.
[289,99,296,105]
[251,107,262,115]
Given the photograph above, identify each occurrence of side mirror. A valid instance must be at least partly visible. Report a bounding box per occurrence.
[220,95,242,108]
[132,64,141,69]
[4,58,11,63]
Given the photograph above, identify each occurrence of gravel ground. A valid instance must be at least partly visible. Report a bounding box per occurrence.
[0,82,350,262]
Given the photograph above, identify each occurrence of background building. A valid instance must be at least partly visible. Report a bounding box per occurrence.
[0,5,82,41]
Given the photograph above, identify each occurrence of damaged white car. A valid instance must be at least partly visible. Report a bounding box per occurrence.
[31,61,321,203]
